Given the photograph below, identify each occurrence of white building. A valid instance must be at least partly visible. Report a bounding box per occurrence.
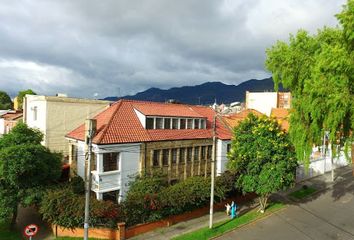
[66,99,232,202]
[245,91,291,116]
[24,94,111,157]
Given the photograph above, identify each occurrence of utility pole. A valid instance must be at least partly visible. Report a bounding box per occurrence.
[84,119,96,240]
[209,114,217,229]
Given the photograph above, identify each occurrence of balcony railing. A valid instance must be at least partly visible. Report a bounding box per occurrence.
[91,170,121,192]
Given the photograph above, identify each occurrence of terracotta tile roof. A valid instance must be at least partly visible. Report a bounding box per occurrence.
[222,109,264,129]
[1,111,23,121]
[271,108,289,131]
[133,102,204,118]
[66,99,232,144]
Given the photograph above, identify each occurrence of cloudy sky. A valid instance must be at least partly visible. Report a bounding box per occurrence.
[0,0,346,98]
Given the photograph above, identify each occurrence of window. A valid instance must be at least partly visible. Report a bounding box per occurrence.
[146,118,154,129]
[194,147,200,161]
[227,144,231,153]
[194,119,200,129]
[207,145,212,159]
[103,152,119,172]
[180,119,186,129]
[103,190,120,203]
[172,118,179,129]
[153,150,160,166]
[162,149,169,166]
[201,146,206,160]
[164,118,171,129]
[187,147,193,162]
[200,119,206,129]
[172,149,178,164]
[187,119,193,129]
[71,145,78,163]
[32,106,38,121]
[156,118,163,129]
[180,148,186,164]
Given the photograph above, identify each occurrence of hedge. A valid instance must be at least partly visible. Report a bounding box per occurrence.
[40,186,119,229]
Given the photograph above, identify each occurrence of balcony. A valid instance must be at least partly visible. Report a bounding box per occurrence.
[91,170,121,192]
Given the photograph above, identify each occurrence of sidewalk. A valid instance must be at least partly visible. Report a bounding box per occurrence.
[130,201,257,240]
[130,166,352,240]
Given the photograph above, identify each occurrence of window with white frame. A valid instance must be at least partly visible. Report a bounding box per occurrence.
[144,117,207,130]
[103,152,119,172]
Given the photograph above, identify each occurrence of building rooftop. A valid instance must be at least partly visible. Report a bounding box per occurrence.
[66,99,231,144]
[271,108,289,131]
[222,109,264,129]
[1,110,23,121]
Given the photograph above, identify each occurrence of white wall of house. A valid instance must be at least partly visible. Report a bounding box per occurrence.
[90,143,141,202]
[134,109,146,128]
[216,139,231,175]
[76,141,86,179]
[296,150,349,181]
[0,118,5,136]
[246,92,277,116]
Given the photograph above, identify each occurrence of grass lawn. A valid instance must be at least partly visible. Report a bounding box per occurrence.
[289,186,317,200]
[0,222,22,240]
[55,238,104,240]
[172,202,285,240]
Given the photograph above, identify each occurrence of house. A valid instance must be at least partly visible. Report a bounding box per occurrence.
[66,99,232,202]
[245,91,291,116]
[0,110,23,136]
[23,94,111,158]
[270,108,290,131]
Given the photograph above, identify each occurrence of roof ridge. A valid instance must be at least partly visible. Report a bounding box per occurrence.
[96,100,123,144]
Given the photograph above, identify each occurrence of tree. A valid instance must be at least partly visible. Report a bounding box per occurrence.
[265,0,353,178]
[17,89,36,110]
[0,91,12,110]
[227,114,297,213]
[0,123,61,225]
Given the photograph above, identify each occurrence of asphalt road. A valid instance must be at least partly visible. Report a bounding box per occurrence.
[217,171,354,240]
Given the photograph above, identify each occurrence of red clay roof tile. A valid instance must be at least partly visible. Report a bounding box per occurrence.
[66,99,231,144]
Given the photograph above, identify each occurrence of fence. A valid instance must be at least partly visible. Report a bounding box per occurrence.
[296,151,349,182]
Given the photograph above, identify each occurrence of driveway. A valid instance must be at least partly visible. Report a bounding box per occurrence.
[217,170,354,240]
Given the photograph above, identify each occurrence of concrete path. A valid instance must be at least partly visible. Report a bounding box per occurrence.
[217,167,354,240]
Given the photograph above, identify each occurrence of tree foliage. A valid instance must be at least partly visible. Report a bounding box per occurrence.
[0,123,61,224]
[17,89,36,109]
[227,114,297,212]
[0,91,12,110]
[40,185,119,229]
[265,0,353,165]
[122,171,238,226]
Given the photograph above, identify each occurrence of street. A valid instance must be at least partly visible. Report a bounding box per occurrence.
[217,170,354,240]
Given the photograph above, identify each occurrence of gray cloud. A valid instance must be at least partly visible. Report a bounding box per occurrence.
[0,0,346,98]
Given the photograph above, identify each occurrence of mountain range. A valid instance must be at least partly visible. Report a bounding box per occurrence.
[104,77,283,105]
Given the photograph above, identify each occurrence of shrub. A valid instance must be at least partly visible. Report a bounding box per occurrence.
[40,187,119,229]
[122,171,240,226]
[70,176,85,194]
[215,171,239,201]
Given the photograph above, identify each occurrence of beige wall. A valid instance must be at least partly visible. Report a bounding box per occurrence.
[25,95,111,158]
[140,139,213,182]
[46,99,110,157]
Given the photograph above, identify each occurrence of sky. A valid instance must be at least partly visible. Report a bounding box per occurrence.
[0,0,346,98]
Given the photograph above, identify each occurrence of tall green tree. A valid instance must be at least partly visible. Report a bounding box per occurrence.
[0,91,12,110]
[0,123,61,226]
[227,114,297,213]
[265,0,353,175]
[17,89,36,109]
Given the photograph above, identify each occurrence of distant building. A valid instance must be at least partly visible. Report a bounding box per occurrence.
[0,110,23,136]
[66,99,232,202]
[24,94,111,158]
[245,91,291,116]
